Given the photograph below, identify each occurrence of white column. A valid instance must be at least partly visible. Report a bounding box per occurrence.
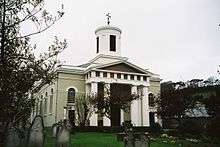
[131,85,139,126]
[100,72,103,78]
[121,74,124,80]
[142,86,150,126]
[89,82,98,126]
[120,109,124,125]
[128,75,131,80]
[107,72,110,78]
[91,71,96,78]
[134,75,137,81]
[103,83,111,126]
[137,87,142,126]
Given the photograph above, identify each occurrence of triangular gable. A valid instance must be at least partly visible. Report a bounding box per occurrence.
[98,63,146,74]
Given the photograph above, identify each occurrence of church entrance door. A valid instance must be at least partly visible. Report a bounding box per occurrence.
[149,112,155,126]
[68,110,75,126]
[110,83,130,126]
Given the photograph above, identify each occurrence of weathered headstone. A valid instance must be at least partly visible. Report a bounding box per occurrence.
[125,128,135,147]
[134,134,149,147]
[27,115,44,147]
[52,123,59,138]
[5,127,20,147]
[55,119,71,147]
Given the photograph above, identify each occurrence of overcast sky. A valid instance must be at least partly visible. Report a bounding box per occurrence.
[28,0,220,82]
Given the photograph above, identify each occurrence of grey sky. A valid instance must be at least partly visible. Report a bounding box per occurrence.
[28,0,220,82]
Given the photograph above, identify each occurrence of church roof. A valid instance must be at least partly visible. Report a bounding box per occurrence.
[85,60,154,76]
[56,55,160,79]
[95,25,122,34]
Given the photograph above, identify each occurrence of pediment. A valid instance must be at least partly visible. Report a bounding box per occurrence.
[98,63,146,74]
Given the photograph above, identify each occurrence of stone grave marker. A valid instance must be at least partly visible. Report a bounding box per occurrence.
[27,115,44,147]
[124,126,135,147]
[55,119,71,147]
[52,123,59,138]
[5,127,20,147]
[134,134,149,147]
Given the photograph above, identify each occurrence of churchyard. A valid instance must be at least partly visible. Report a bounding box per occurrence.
[44,129,220,147]
[3,115,220,147]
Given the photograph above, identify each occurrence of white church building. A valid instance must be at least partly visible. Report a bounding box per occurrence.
[33,23,161,127]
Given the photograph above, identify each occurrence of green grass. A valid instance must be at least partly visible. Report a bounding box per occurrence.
[44,128,220,147]
[45,130,123,147]
[71,132,123,147]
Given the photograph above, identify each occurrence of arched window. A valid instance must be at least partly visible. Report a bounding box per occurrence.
[68,88,75,103]
[149,93,155,107]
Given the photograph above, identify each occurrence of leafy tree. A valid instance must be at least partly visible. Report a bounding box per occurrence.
[75,94,94,127]
[204,89,220,138]
[156,81,203,127]
[0,0,67,142]
[204,76,220,86]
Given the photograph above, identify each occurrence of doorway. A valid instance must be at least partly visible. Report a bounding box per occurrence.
[68,110,75,126]
[149,112,155,126]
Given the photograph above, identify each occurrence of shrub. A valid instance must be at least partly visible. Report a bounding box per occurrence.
[177,120,203,136]
[150,122,163,134]
[206,118,220,138]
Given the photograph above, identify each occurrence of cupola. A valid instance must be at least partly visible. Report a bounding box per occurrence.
[95,14,122,56]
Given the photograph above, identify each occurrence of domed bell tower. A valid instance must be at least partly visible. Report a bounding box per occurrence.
[95,13,122,57]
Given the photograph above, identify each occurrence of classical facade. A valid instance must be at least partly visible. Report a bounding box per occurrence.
[33,24,161,127]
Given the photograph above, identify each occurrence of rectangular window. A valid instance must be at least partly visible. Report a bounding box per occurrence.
[137,75,140,81]
[110,35,116,51]
[96,37,99,53]
[110,73,114,78]
[96,71,100,77]
[40,101,43,115]
[49,95,53,113]
[130,75,134,80]
[44,98,47,114]
[124,74,128,79]
[103,72,107,77]
[143,76,147,81]
[117,73,121,79]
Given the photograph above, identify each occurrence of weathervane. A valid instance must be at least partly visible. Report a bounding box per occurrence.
[106,13,111,25]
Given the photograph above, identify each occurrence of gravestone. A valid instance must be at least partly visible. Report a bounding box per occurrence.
[134,134,149,147]
[55,119,71,147]
[52,123,59,138]
[5,127,20,147]
[27,115,44,147]
[124,128,135,147]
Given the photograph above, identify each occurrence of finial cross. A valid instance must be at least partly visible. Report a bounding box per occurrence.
[106,13,111,25]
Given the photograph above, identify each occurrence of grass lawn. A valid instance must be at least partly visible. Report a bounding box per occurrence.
[45,131,123,147]
[44,128,220,147]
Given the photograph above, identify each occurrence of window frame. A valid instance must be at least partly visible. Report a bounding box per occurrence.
[110,35,116,52]
[96,37,99,53]
[67,88,76,103]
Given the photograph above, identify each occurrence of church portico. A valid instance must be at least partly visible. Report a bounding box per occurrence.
[87,78,150,126]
